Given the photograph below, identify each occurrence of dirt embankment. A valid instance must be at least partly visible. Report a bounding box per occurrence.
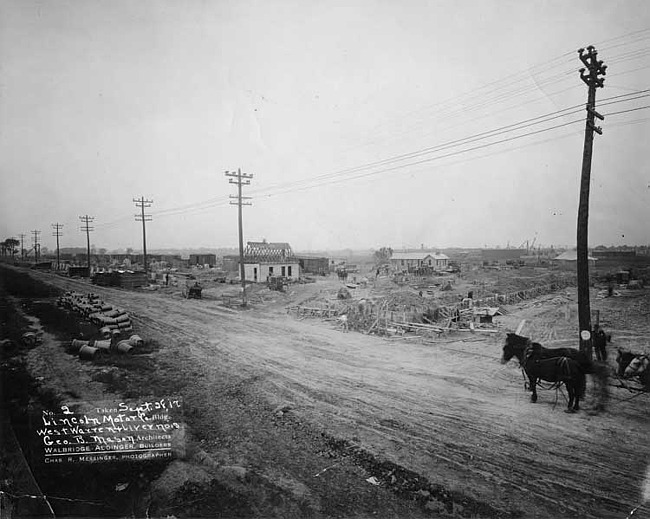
[2,265,650,518]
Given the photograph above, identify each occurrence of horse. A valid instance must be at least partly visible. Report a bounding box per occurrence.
[501,338,585,412]
[502,333,608,411]
[616,348,649,387]
[502,333,587,364]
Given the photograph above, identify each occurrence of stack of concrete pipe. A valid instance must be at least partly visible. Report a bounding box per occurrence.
[57,291,133,334]
[88,307,133,334]
[57,292,102,316]
[69,334,145,360]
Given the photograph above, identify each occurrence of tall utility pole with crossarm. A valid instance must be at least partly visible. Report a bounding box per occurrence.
[576,45,606,359]
[225,169,253,306]
[31,230,41,264]
[18,233,26,261]
[134,197,153,274]
[52,223,63,270]
[79,215,94,275]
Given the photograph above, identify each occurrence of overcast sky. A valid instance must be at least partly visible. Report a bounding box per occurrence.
[1,0,649,252]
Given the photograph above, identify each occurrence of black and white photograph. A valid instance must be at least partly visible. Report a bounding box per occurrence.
[1,1,650,517]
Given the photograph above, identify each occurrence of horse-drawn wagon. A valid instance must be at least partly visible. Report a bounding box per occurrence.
[182,281,203,299]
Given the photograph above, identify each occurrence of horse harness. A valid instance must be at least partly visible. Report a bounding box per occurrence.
[524,345,572,371]
[520,345,574,390]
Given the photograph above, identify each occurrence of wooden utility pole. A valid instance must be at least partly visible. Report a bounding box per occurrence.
[18,233,25,261]
[225,168,253,306]
[134,197,153,274]
[31,230,41,264]
[52,223,63,270]
[79,215,94,275]
[576,45,606,358]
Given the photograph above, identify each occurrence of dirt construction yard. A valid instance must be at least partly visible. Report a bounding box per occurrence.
[1,265,649,518]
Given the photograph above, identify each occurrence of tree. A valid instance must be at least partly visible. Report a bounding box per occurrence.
[126,247,133,255]
[374,246,393,264]
[2,238,19,257]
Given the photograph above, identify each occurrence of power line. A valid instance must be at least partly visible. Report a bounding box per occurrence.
[258,119,586,199]
[249,90,650,198]
[598,28,650,52]
[60,36,650,229]
[382,55,647,149]
[607,116,650,128]
[333,51,578,155]
[368,65,577,147]
[602,104,650,116]
[356,33,650,152]
[255,126,587,207]
[96,93,646,224]
[93,92,646,227]
[252,105,587,196]
[598,89,650,104]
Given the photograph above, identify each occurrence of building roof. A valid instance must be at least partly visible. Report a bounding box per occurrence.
[244,241,296,263]
[553,250,597,261]
[296,255,329,260]
[391,252,449,261]
[392,252,432,261]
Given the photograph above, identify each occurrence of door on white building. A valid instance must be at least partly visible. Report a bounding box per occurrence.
[281,266,286,276]
[254,267,258,281]
[288,266,292,277]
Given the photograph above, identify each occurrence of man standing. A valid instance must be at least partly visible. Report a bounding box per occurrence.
[593,324,608,362]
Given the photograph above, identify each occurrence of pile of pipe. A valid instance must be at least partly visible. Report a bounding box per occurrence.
[70,334,145,360]
[57,291,133,334]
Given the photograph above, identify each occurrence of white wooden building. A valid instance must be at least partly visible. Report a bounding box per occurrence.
[390,252,449,272]
[552,250,597,270]
[242,241,300,282]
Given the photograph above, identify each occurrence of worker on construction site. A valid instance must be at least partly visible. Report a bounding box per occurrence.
[593,324,608,362]
[339,314,349,332]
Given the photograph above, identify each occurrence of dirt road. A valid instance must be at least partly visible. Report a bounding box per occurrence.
[11,268,650,518]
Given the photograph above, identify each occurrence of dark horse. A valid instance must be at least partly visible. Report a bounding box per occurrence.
[501,333,585,412]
